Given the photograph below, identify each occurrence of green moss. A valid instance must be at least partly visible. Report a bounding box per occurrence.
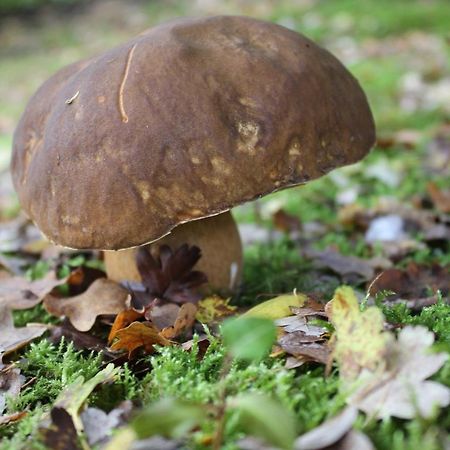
[11,339,102,411]
[0,407,47,450]
[92,363,140,411]
[364,416,446,450]
[238,239,342,306]
[382,300,450,349]
[0,340,100,445]
[239,240,311,306]
[141,336,343,448]
[0,339,142,447]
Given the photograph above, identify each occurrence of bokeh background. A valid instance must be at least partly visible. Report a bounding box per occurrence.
[0,0,449,249]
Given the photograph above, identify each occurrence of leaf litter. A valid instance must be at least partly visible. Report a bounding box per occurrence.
[48,363,119,431]
[43,277,130,332]
[0,270,72,310]
[41,407,80,450]
[0,306,47,361]
[110,321,172,357]
[274,297,330,366]
[128,244,207,313]
[0,364,24,415]
[303,248,392,283]
[81,401,132,446]
[368,261,449,301]
[0,229,447,449]
[327,287,450,419]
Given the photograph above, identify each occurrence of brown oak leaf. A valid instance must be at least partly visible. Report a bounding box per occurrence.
[160,303,197,339]
[50,319,107,351]
[110,321,171,357]
[0,271,72,310]
[368,262,449,300]
[108,309,142,344]
[44,278,129,332]
[0,307,47,361]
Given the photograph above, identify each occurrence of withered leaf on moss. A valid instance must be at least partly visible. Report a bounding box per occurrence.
[110,321,171,357]
[0,271,71,310]
[44,278,129,332]
[368,262,449,300]
[0,306,47,361]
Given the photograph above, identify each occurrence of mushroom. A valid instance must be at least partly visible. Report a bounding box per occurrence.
[11,16,375,295]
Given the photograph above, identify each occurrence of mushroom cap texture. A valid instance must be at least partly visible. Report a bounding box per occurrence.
[11,15,375,250]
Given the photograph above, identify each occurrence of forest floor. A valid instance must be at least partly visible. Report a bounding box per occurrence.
[0,1,449,449]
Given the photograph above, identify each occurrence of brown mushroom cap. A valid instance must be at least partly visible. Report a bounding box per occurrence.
[11,15,375,250]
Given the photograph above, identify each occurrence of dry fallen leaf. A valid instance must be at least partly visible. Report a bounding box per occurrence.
[350,326,450,419]
[294,407,358,450]
[110,321,171,357]
[0,410,27,426]
[0,216,42,254]
[130,244,207,312]
[81,401,132,446]
[244,293,307,320]
[0,365,25,415]
[329,430,375,450]
[108,309,143,344]
[44,278,130,332]
[304,249,391,283]
[182,335,210,359]
[50,319,106,351]
[365,215,407,243]
[275,315,326,336]
[427,181,450,213]
[41,407,81,450]
[149,303,181,329]
[196,295,236,324]
[278,333,329,365]
[376,129,422,150]
[276,300,329,366]
[327,286,389,383]
[160,303,197,339]
[238,223,283,246]
[368,262,449,300]
[0,307,47,360]
[272,209,301,234]
[51,364,119,432]
[0,271,70,310]
[328,289,449,420]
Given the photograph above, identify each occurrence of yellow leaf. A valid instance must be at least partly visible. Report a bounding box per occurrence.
[328,286,388,382]
[196,296,236,324]
[243,293,306,320]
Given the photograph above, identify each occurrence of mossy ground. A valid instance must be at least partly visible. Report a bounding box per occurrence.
[2,301,449,449]
[0,0,449,448]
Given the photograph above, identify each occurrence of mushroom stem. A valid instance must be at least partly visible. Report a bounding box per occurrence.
[104,211,243,295]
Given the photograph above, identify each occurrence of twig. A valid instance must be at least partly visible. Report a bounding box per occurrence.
[118,43,137,123]
[65,91,79,105]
